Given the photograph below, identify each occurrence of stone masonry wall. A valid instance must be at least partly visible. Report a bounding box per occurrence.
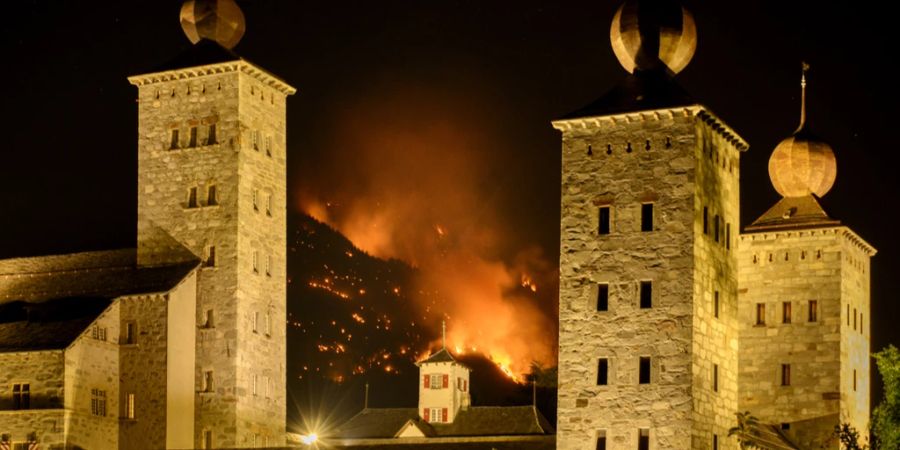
[557,109,694,450]
[0,351,65,447]
[738,228,845,448]
[839,232,872,439]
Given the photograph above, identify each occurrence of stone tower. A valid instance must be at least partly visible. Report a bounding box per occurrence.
[128,1,295,447]
[416,327,471,424]
[554,1,748,448]
[737,66,876,448]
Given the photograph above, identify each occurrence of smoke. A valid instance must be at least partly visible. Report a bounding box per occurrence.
[295,80,557,377]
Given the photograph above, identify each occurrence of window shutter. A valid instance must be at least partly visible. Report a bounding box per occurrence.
[424,374,430,388]
[464,380,468,391]
[442,374,449,388]
[442,408,448,422]
[423,408,430,422]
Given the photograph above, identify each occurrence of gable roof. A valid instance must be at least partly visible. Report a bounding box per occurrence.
[745,195,841,232]
[417,348,458,365]
[0,249,197,352]
[332,406,553,440]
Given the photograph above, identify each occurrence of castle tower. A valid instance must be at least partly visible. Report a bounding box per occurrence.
[416,325,471,424]
[737,66,876,448]
[128,1,295,447]
[554,1,748,448]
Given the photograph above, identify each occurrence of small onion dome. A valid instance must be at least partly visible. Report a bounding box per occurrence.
[610,0,697,75]
[767,64,837,198]
[180,0,246,50]
[768,130,837,197]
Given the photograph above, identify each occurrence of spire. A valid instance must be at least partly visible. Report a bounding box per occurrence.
[441,320,447,349]
[364,383,369,409]
[796,61,810,133]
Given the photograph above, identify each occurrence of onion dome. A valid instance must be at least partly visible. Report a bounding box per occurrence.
[610,0,697,75]
[768,64,837,198]
[180,0,246,50]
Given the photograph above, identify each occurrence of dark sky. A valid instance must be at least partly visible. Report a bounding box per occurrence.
[1,0,898,386]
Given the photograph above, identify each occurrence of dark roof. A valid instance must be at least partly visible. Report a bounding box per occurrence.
[152,39,241,73]
[418,348,457,365]
[0,249,198,352]
[745,195,841,232]
[560,69,695,120]
[333,406,553,440]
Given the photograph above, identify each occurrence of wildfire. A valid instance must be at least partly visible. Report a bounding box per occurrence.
[520,274,538,292]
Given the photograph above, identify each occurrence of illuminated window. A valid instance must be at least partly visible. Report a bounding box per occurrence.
[597,359,608,386]
[596,430,607,450]
[428,374,446,389]
[12,383,29,410]
[599,207,611,235]
[783,302,792,324]
[188,187,198,208]
[638,428,649,450]
[597,283,609,312]
[640,281,652,309]
[207,185,218,206]
[641,204,653,232]
[756,303,766,325]
[125,393,135,419]
[189,126,198,147]
[90,389,107,416]
[639,357,650,384]
[808,300,818,322]
[781,364,791,386]
[207,124,217,145]
[169,129,180,150]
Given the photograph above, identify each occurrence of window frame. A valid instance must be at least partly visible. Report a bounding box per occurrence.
[640,203,654,232]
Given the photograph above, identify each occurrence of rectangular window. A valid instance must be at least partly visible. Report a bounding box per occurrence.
[853,369,857,391]
[597,359,609,386]
[124,322,136,345]
[853,308,857,330]
[781,364,791,386]
[596,431,607,450]
[599,207,611,235]
[252,130,260,150]
[90,389,107,416]
[639,357,651,384]
[188,187,198,208]
[252,251,259,273]
[847,304,850,326]
[203,430,213,449]
[205,245,216,268]
[253,374,259,396]
[266,194,273,217]
[204,309,214,328]
[125,393,135,419]
[713,364,719,392]
[265,311,272,337]
[12,383,30,410]
[204,371,214,392]
[189,126,198,147]
[639,281,652,309]
[92,325,107,341]
[726,223,731,250]
[207,185,218,206]
[597,283,609,312]
[756,303,766,325]
[860,314,864,334]
[714,291,720,319]
[714,214,720,243]
[638,429,650,450]
[253,311,260,334]
[207,124,217,145]
[713,434,719,450]
[808,300,818,322]
[703,206,709,235]
[783,302,792,324]
[170,129,180,150]
[641,203,654,232]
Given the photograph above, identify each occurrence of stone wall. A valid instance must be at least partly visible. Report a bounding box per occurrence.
[0,351,64,410]
[737,227,874,448]
[0,409,66,448]
[130,61,293,448]
[64,301,120,449]
[555,107,746,450]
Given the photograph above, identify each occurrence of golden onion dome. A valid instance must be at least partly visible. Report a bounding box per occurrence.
[610,0,697,75]
[180,0,246,50]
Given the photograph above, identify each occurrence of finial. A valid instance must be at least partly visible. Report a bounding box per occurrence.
[364,383,369,409]
[441,320,446,349]
[797,61,810,132]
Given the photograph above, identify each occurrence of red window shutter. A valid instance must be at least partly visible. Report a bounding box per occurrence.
[424,408,430,422]
[442,408,448,422]
[424,374,430,388]
[442,374,449,388]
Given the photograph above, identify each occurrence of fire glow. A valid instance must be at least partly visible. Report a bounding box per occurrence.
[295,90,558,379]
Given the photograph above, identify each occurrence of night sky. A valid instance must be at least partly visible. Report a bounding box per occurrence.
[1,0,898,405]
